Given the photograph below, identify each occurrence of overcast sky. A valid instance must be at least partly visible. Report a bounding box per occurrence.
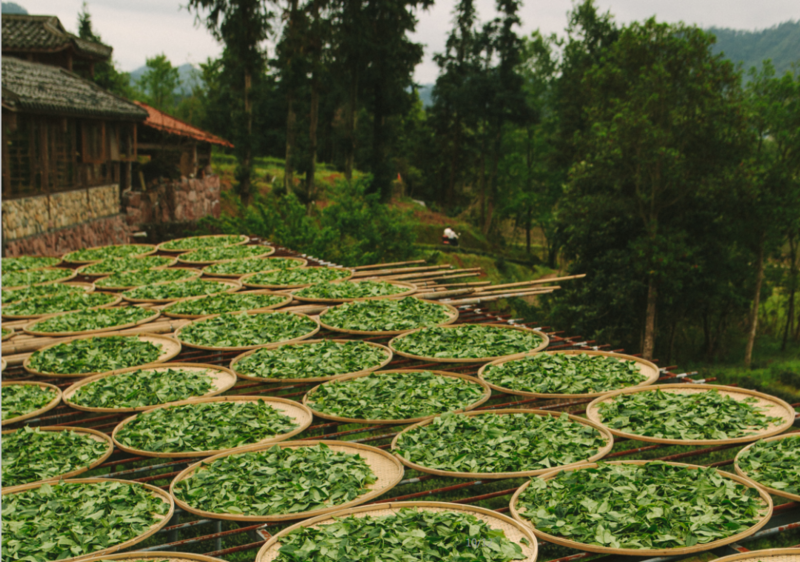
[20,0,800,83]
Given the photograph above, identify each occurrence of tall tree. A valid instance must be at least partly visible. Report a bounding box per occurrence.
[76,3,133,97]
[136,54,181,111]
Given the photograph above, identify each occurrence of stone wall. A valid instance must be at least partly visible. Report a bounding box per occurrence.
[122,175,221,227]
[3,215,130,257]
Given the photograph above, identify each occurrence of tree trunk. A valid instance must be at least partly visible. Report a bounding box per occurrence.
[782,230,797,350]
[744,233,766,367]
[239,69,253,203]
[285,97,296,190]
[447,114,460,207]
[482,127,502,235]
[344,70,357,180]
[642,276,657,359]
[526,206,531,255]
[306,6,320,211]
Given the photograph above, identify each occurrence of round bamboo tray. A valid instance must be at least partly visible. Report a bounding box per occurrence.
[174,310,320,351]
[75,256,177,277]
[585,383,797,445]
[240,266,354,289]
[120,279,242,304]
[734,431,800,502]
[3,267,78,290]
[170,440,405,522]
[2,291,123,320]
[112,395,313,458]
[390,408,615,479]
[2,328,15,341]
[389,323,550,364]
[230,339,394,383]
[82,552,229,562]
[1,358,6,371]
[62,363,238,414]
[1,381,62,425]
[477,350,660,399]
[177,245,275,265]
[1,477,174,562]
[303,369,492,425]
[695,548,800,562]
[318,298,460,336]
[201,256,308,278]
[22,307,161,337]
[291,279,418,304]
[24,334,182,378]
[62,244,157,264]
[95,267,204,291]
[157,234,250,253]
[257,501,538,562]
[1,426,114,491]
[2,255,62,271]
[162,290,293,319]
[1,281,95,306]
[509,460,773,556]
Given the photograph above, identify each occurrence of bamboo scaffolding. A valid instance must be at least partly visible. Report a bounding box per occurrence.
[474,274,585,292]
[415,281,493,289]
[446,287,558,305]
[413,288,477,300]
[351,265,450,278]
[387,268,481,281]
[351,260,426,271]
[402,271,482,283]
[476,285,561,296]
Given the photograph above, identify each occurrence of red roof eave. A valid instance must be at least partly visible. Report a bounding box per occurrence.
[134,101,233,148]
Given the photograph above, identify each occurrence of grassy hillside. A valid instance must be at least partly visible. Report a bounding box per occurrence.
[709,20,800,76]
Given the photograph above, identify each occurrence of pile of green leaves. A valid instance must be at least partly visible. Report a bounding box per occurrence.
[483,353,647,395]
[78,256,173,275]
[164,292,289,316]
[2,283,86,304]
[274,509,528,562]
[246,267,351,286]
[64,244,153,262]
[70,368,215,409]
[116,399,298,453]
[1,384,58,421]
[3,291,116,317]
[234,340,389,380]
[3,256,60,272]
[95,268,198,289]
[322,297,452,332]
[178,312,317,348]
[395,412,607,474]
[122,279,233,301]
[2,327,11,338]
[295,280,408,300]
[517,462,765,549]
[307,371,485,420]
[1,480,170,561]
[597,389,784,440]
[204,257,303,276]
[160,235,246,251]
[2,427,110,487]
[2,268,73,288]
[393,324,544,359]
[737,434,800,495]
[27,336,163,375]
[180,245,271,263]
[173,443,376,516]
[27,306,156,334]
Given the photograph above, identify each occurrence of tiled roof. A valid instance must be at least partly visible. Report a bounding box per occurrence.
[2,57,148,120]
[135,101,234,148]
[2,15,112,59]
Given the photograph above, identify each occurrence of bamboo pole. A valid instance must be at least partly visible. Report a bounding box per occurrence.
[387,268,481,281]
[352,265,450,278]
[474,274,585,293]
[352,260,426,271]
[401,271,482,283]
[477,285,561,296]
[446,287,558,305]
[413,288,477,300]
[415,281,493,290]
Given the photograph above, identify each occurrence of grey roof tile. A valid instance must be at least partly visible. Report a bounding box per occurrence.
[2,15,112,59]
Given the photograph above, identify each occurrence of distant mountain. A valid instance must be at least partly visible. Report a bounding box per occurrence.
[128,63,201,95]
[1,2,28,14]
[708,21,800,77]
[417,84,434,108]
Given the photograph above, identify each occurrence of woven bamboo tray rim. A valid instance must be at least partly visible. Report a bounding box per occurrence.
[291,280,419,304]
[257,501,538,562]
[1,380,62,425]
[82,552,229,562]
[62,244,157,264]
[157,234,250,253]
[75,257,178,277]
[170,439,405,522]
[1,425,115,491]
[62,363,239,414]
[2,329,14,341]
[585,383,797,445]
[2,292,123,320]
[1,476,174,562]
[509,459,773,556]
[230,339,394,383]
[200,256,309,278]
[240,266,355,290]
[22,307,162,337]
[303,369,492,425]
[95,268,203,291]
[4,267,78,290]
[2,255,63,270]
[174,310,320,351]
[477,350,660,399]
[318,298,460,336]
[177,246,275,265]
[162,290,293,319]
[390,408,615,479]
[734,431,800,502]
[112,395,314,459]
[2,281,96,305]
[1,358,6,371]
[120,279,242,304]
[696,548,800,562]
[389,323,550,364]
[23,334,182,378]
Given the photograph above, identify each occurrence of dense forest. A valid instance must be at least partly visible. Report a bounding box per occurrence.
[77,1,800,367]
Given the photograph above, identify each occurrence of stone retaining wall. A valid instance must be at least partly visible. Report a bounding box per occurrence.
[122,175,221,227]
[3,214,130,257]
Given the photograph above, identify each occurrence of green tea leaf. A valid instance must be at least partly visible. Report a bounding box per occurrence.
[64,244,153,262]
[27,307,156,334]
[2,256,60,273]
[180,245,271,262]
[393,324,544,359]
[122,279,233,301]
[203,257,304,275]
[294,280,409,300]
[27,336,163,375]
[3,291,116,317]
[178,312,317,348]
[2,268,73,288]
[2,283,86,304]
[322,297,452,332]
[78,256,174,275]
[164,292,289,316]
[246,267,351,287]
[96,268,199,289]
[159,235,247,251]
[1,384,58,421]
[737,434,800,495]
